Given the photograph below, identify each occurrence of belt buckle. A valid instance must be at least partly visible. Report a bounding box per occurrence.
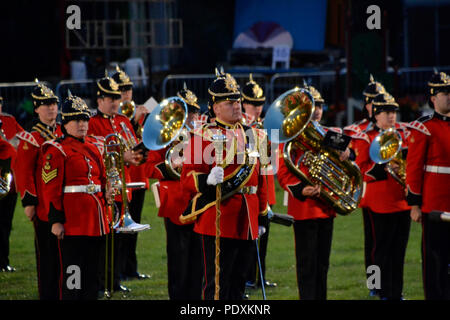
[241,186,249,194]
[86,184,96,194]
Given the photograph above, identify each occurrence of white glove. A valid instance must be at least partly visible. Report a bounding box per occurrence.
[258,226,266,237]
[207,166,224,186]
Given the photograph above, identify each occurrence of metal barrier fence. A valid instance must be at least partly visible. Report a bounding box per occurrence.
[55,76,152,109]
[161,73,269,113]
[1,66,449,129]
[396,66,450,97]
[0,81,52,127]
[268,70,345,105]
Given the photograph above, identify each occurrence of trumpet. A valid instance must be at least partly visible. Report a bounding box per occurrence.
[369,127,406,188]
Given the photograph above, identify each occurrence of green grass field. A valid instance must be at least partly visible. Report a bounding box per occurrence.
[0,179,424,300]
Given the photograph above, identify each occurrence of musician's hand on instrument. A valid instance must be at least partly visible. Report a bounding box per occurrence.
[105,182,114,205]
[51,223,65,240]
[171,156,183,169]
[388,162,400,174]
[258,226,266,237]
[302,184,321,197]
[133,149,144,164]
[207,166,224,186]
[123,149,140,166]
[24,205,36,221]
[339,148,351,161]
[134,106,149,124]
[410,205,422,223]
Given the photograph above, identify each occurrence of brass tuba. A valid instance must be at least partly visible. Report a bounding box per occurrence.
[264,87,363,215]
[142,96,189,180]
[369,127,406,188]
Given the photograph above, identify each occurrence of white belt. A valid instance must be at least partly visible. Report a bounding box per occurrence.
[64,184,101,194]
[238,186,258,195]
[425,165,450,174]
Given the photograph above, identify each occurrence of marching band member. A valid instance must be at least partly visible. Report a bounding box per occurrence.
[344,75,386,296]
[277,85,352,300]
[0,96,24,272]
[42,93,110,300]
[14,80,62,299]
[344,75,386,135]
[87,74,141,294]
[144,84,203,300]
[179,71,268,300]
[241,75,277,290]
[112,66,150,281]
[351,92,410,300]
[406,71,450,300]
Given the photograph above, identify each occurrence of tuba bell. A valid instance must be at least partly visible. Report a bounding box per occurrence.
[369,127,406,188]
[142,96,189,179]
[264,87,363,215]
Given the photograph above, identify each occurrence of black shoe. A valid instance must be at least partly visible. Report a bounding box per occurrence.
[127,272,151,280]
[0,265,16,272]
[245,281,256,289]
[114,285,131,293]
[259,280,277,288]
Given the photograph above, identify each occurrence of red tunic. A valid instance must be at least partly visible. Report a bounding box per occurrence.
[0,113,24,141]
[406,112,450,213]
[87,111,148,198]
[180,120,268,240]
[145,147,192,226]
[351,125,410,214]
[343,118,373,136]
[41,136,110,236]
[0,113,24,193]
[277,142,336,221]
[14,122,62,221]
[243,114,276,206]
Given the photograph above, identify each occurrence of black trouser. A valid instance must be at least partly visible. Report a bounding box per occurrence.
[362,208,374,281]
[247,222,271,285]
[58,236,102,300]
[368,209,411,300]
[201,235,253,300]
[120,188,146,278]
[293,217,334,300]
[165,218,203,300]
[421,212,450,300]
[33,218,60,300]
[0,191,17,268]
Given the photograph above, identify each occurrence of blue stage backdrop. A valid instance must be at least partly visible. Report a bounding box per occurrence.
[233,0,328,51]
